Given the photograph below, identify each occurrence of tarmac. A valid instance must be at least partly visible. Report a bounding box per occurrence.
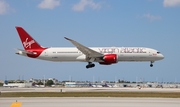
[1,87,180,107]
[1,97,180,107]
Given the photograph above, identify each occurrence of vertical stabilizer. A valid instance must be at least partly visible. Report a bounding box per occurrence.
[16,27,42,50]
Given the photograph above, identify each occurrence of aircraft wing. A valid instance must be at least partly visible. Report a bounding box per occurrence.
[64,37,103,58]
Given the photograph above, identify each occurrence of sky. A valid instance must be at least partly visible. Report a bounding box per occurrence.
[0,0,180,82]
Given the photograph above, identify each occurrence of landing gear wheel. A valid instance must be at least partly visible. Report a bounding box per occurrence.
[91,64,95,67]
[150,64,153,67]
[86,62,95,69]
[150,61,154,67]
[86,65,90,69]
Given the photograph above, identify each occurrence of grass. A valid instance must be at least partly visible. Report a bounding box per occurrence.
[1,92,180,98]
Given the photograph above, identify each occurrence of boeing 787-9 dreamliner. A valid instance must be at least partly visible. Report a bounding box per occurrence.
[15,27,164,69]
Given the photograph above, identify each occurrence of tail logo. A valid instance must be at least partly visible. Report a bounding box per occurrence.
[23,38,35,49]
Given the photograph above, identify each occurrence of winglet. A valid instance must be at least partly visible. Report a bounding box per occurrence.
[64,37,72,41]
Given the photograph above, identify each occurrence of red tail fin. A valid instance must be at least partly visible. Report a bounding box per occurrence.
[16,27,42,50]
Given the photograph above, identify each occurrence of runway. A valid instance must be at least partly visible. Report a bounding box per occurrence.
[1,87,180,93]
[1,97,180,107]
[1,88,180,106]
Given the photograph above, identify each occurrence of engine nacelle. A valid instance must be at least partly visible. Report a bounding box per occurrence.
[99,54,118,65]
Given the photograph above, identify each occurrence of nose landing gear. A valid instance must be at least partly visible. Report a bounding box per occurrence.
[150,63,153,67]
[150,61,154,67]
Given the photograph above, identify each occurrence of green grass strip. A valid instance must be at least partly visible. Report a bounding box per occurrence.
[1,92,180,98]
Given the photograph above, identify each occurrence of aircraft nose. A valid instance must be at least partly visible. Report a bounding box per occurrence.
[159,54,164,60]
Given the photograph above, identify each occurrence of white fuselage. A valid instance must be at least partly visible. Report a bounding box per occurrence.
[15,27,164,68]
[19,47,164,62]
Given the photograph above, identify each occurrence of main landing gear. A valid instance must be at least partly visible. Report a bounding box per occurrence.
[150,61,154,67]
[86,62,95,69]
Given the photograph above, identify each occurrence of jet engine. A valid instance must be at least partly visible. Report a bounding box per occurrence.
[99,54,118,65]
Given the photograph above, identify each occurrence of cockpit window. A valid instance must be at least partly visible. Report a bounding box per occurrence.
[157,52,160,54]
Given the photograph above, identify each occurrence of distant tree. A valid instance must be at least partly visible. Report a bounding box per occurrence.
[37,81,44,85]
[0,83,3,86]
[118,79,121,83]
[120,80,125,83]
[8,81,14,83]
[18,81,24,83]
[126,81,130,83]
[46,80,54,86]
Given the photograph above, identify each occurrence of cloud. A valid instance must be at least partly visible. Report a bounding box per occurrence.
[163,0,180,7]
[143,14,162,21]
[72,0,102,11]
[0,0,10,15]
[38,0,60,9]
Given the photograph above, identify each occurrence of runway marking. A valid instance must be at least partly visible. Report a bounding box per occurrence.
[10,102,22,107]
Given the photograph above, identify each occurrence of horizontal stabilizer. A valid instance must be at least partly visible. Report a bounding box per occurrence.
[15,48,36,55]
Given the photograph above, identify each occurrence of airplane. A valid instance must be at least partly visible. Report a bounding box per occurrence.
[102,83,112,87]
[15,26,164,69]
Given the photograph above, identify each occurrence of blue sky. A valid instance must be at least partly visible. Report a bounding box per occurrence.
[1,0,180,82]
